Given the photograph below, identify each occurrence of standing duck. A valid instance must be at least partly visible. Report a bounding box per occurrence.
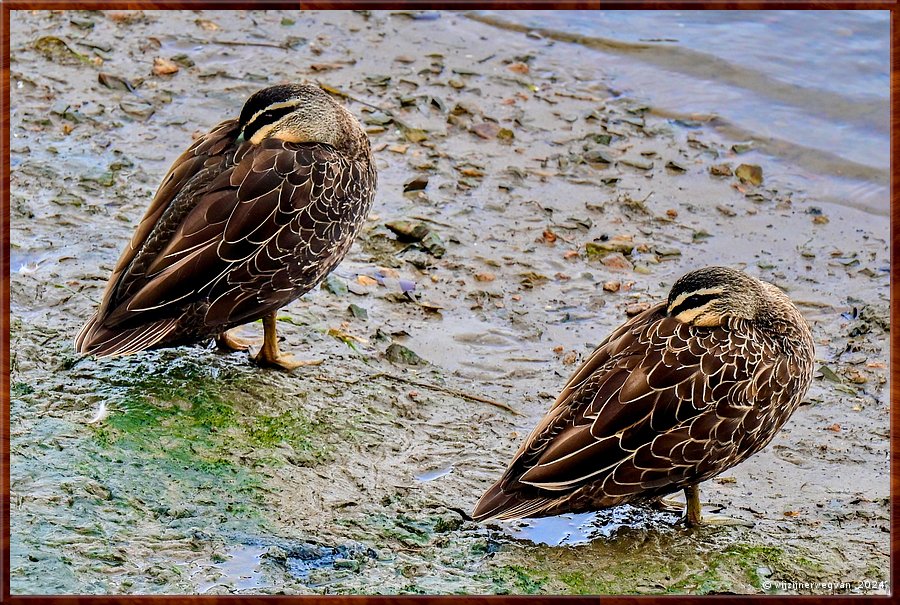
[473,266,815,526]
[75,84,377,370]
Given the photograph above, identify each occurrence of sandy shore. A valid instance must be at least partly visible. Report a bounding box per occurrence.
[9,9,889,595]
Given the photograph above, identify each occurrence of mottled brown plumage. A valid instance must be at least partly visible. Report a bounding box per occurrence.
[75,84,376,367]
[473,266,815,525]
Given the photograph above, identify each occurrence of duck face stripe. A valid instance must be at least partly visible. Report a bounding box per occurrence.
[241,103,298,142]
[668,293,719,318]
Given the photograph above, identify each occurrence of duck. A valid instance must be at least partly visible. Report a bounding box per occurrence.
[472,266,815,526]
[75,83,377,370]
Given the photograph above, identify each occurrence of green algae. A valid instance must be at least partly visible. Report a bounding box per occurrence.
[490,565,547,595]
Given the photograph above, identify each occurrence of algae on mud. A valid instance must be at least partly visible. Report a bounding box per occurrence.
[8,9,890,595]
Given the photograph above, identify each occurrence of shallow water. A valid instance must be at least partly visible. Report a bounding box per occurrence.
[504,505,681,547]
[471,10,890,215]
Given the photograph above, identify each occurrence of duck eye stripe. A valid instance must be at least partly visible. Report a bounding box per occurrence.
[670,293,718,317]
[241,105,296,140]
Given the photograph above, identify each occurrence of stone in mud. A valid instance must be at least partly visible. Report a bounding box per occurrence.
[385,220,430,242]
[619,157,654,171]
[322,274,349,296]
[348,304,368,320]
[585,236,634,257]
[403,174,429,192]
[420,231,446,258]
[385,343,427,366]
[710,163,733,177]
[584,149,614,164]
[472,121,501,139]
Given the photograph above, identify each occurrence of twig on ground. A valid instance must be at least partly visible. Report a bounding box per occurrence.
[210,39,291,50]
[316,82,386,113]
[316,371,520,415]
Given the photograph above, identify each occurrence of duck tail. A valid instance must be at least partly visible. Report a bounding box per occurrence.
[74,313,179,358]
[472,481,556,522]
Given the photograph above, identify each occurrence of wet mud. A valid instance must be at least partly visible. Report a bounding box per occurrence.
[8,10,889,595]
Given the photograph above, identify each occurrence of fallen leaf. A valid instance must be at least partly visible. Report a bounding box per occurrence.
[404,128,428,143]
[152,57,179,75]
[310,62,344,71]
[472,122,501,139]
[328,327,369,345]
[107,11,142,24]
[846,369,868,384]
[625,302,650,316]
[716,204,737,217]
[457,166,484,177]
[507,61,530,74]
[735,163,763,186]
[598,252,633,272]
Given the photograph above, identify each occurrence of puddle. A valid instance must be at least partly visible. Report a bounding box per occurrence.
[196,544,268,594]
[502,505,680,546]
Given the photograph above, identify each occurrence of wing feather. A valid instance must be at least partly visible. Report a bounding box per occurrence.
[79,135,374,354]
[473,305,777,522]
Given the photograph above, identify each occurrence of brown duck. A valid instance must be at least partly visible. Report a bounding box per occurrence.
[473,266,815,526]
[75,84,376,369]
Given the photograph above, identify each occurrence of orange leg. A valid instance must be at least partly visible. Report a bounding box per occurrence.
[252,311,323,371]
[216,328,257,352]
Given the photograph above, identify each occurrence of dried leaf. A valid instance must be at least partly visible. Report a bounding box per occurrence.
[196,19,219,31]
[507,61,530,74]
[735,163,763,186]
[472,121,501,139]
[152,57,179,76]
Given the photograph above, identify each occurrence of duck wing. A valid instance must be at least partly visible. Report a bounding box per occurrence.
[77,133,373,356]
[472,305,784,521]
[95,119,240,319]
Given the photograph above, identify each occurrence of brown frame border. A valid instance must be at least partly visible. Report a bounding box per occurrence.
[0,1,895,602]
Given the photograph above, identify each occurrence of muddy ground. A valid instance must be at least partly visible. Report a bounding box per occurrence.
[8,10,890,595]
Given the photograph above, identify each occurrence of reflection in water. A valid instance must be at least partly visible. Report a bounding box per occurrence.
[503,504,680,546]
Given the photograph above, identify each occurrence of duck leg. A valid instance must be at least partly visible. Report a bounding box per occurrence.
[253,311,323,371]
[684,485,703,526]
[216,328,258,352]
[680,484,754,528]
